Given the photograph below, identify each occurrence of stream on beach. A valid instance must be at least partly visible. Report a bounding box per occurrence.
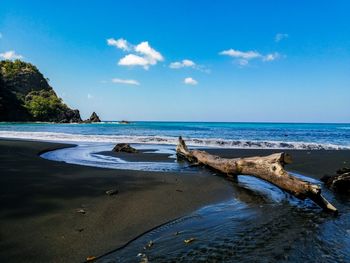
[40,143,350,263]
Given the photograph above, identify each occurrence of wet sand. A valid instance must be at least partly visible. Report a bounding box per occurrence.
[0,139,232,263]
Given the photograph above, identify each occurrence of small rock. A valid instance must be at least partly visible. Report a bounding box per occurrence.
[76,208,86,214]
[84,112,101,123]
[86,255,96,261]
[337,167,350,174]
[144,240,154,249]
[119,120,130,124]
[106,189,118,196]
[184,237,196,244]
[176,189,183,192]
[137,253,149,263]
[112,143,138,153]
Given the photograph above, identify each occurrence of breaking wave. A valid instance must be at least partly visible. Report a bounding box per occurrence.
[0,131,348,150]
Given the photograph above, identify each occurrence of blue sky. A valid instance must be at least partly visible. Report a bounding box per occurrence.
[0,0,349,122]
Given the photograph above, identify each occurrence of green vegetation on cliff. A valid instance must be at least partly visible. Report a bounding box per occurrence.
[0,60,82,122]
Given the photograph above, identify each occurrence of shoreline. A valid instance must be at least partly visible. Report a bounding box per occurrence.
[0,139,233,263]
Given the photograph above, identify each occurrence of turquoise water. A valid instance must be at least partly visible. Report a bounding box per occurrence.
[0,122,349,149]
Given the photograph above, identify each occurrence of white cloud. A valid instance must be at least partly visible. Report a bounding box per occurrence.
[134,41,163,64]
[169,59,195,69]
[263,52,280,61]
[87,94,93,99]
[184,77,198,85]
[118,54,150,69]
[112,78,140,85]
[219,49,261,59]
[275,33,289,42]
[220,48,280,66]
[0,50,23,60]
[108,38,163,70]
[107,38,131,51]
[238,59,249,66]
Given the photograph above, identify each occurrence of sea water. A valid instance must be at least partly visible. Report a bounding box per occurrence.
[0,122,349,149]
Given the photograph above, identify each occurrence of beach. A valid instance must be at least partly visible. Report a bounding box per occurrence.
[1,138,349,262]
[0,139,232,262]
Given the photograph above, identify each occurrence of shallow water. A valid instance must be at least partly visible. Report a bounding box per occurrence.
[41,143,193,172]
[98,176,350,263]
[41,144,350,263]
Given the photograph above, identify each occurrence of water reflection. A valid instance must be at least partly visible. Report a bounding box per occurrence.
[98,174,350,263]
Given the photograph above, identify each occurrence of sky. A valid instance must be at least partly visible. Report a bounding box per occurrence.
[0,0,349,122]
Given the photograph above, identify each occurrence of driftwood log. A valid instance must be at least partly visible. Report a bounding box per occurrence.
[176,137,337,214]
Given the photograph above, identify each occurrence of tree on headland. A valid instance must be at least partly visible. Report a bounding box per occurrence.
[0,59,82,122]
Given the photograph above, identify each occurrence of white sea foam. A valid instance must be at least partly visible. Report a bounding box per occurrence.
[0,131,348,150]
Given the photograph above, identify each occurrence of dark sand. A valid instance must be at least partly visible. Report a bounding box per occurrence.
[98,149,175,162]
[1,140,350,262]
[0,140,232,263]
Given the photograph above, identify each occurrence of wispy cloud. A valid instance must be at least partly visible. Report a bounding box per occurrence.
[0,50,23,60]
[87,94,93,99]
[219,48,280,66]
[169,59,196,69]
[107,38,163,70]
[184,77,198,85]
[107,38,131,51]
[219,49,261,60]
[262,52,280,61]
[112,78,140,85]
[169,59,210,73]
[275,33,289,42]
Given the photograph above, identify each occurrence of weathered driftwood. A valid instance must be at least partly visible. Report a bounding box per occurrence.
[176,137,337,214]
[321,168,350,193]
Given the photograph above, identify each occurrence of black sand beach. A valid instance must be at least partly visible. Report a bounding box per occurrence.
[0,139,232,263]
[1,139,350,262]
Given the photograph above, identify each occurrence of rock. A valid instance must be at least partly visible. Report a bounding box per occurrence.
[144,240,154,249]
[112,143,138,153]
[118,120,130,124]
[137,253,149,263]
[337,167,350,174]
[86,256,96,261]
[0,60,83,123]
[57,109,82,123]
[76,208,86,214]
[321,167,350,193]
[105,188,118,196]
[184,237,196,244]
[84,112,101,123]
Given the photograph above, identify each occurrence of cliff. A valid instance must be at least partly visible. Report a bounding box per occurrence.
[0,60,82,122]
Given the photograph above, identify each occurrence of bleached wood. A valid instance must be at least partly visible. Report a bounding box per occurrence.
[176,137,337,214]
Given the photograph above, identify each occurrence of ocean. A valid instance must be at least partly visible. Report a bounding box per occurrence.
[0,122,349,149]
